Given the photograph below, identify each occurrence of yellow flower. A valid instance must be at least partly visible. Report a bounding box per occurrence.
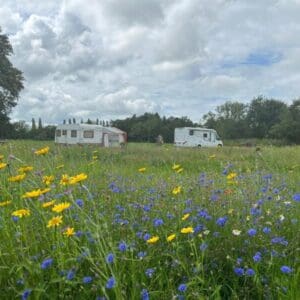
[52,202,71,213]
[42,200,56,208]
[227,172,237,180]
[12,209,30,218]
[172,186,182,195]
[18,166,33,173]
[228,208,234,215]
[41,188,51,194]
[0,200,12,207]
[34,146,49,155]
[138,167,146,173]
[172,163,180,170]
[146,236,159,244]
[181,213,190,221]
[167,234,176,242]
[43,175,54,186]
[180,227,194,234]
[22,189,43,198]
[8,173,26,182]
[69,173,88,185]
[63,227,75,237]
[47,215,63,228]
[176,168,184,173]
[209,154,216,159]
[60,174,70,185]
[0,162,7,170]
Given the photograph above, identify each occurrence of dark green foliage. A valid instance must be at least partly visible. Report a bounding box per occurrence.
[111,113,195,143]
[0,27,24,137]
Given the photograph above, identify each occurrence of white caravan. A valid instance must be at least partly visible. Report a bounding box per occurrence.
[174,127,223,147]
[55,124,127,147]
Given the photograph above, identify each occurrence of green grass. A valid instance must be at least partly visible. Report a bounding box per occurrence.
[0,141,299,299]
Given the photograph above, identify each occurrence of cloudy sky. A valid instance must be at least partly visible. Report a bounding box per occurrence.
[1,0,300,124]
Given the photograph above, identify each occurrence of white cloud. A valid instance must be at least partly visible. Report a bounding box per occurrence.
[0,0,299,124]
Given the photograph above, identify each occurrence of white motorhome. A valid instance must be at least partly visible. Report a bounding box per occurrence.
[55,124,127,147]
[174,127,223,148]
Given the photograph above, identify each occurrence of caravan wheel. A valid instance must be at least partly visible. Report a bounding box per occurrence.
[197,144,201,148]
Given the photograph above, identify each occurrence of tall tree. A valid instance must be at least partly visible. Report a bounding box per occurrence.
[0,27,24,137]
[38,117,43,129]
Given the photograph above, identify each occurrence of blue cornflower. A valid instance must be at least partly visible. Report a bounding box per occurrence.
[75,199,84,207]
[178,283,187,293]
[210,194,219,201]
[137,251,147,259]
[253,252,262,263]
[167,212,174,219]
[143,205,151,212]
[193,224,204,234]
[236,258,243,265]
[153,218,164,227]
[118,241,127,252]
[234,267,244,276]
[12,216,19,222]
[41,258,53,270]
[141,289,150,300]
[106,253,114,264]
[82,276,92,284]
[271,237,288,246]
[248,228,257,237]
[66,269,75,280]
[262,227,271,234]
[292,193,300,202]
[21,289,31,300]
[250,207,261,216]
[280,266,292,274]
[199,242,208,251]
[106,276,116,289]
[216,216,228,227]
[145,268,155,278]
[245,268,255,276]
[143,233,151,241]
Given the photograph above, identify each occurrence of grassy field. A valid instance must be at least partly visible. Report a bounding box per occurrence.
[0,141,300,299]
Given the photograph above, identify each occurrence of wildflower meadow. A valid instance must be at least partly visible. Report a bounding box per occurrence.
[0,141,299,299]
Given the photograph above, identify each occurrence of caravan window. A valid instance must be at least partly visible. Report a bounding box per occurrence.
[71,130,77,138]
[189,130,194,136]
[83,130,94,138]
[56,130,61,137]
[203,133,208,138]
[62,130,67,136]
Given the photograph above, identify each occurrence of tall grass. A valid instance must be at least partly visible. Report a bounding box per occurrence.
[0,141,299,299]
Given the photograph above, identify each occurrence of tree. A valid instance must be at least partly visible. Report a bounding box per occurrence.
[0,27,24,137]
[246,97,288,138]
[38,117,43,129]
[202,101,249,139]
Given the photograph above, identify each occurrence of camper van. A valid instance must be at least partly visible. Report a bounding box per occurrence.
[174,127,223,148]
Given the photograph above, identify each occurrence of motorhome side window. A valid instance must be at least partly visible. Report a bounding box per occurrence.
[203,133,208,138]
[83,130,94,138]
[71,130,77,138]
[56,130,61,137]
[62,130,67,136]
[189,130,194,136]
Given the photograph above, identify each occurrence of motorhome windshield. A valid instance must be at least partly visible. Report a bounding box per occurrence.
[216,133,221,140]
